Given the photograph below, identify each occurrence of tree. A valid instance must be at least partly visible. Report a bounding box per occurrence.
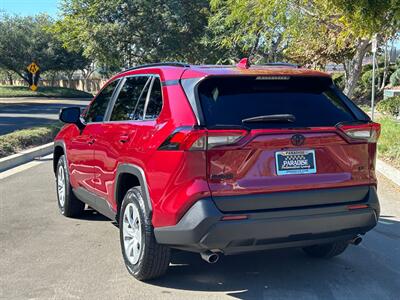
[289,0,400,97]
[204,0,290,64]
[53,0,213,69]
[207,0,400,98]
[56,48,92,88]
[0,13,92,85]
[0,68,16,85]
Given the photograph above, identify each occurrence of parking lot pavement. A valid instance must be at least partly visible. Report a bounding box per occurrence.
[1,161,399,300]
[0,98,90,135]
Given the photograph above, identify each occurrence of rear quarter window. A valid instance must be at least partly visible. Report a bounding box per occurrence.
[198,76,357,128]
[144,77,163,120]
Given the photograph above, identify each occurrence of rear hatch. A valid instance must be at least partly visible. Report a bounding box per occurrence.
[192,75,379,211]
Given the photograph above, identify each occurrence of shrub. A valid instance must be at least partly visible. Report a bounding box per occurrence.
[358,66,397,102]
[360,69,385,92]
[361,69,373,90]
[332,73,345,90]
[376,95,400,116]
[389,69,400,86]
[0,124,62,158]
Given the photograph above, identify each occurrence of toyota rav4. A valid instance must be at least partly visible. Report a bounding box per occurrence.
[54,59,380,281]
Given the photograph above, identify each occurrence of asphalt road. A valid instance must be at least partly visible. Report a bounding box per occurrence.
[1,161,399,300]
[0,98,90,135]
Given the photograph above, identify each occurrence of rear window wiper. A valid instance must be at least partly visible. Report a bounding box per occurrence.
[242,114,296,123]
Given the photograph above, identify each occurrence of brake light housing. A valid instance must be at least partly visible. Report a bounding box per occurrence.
[158,128,247,151]
[337,122,380,143]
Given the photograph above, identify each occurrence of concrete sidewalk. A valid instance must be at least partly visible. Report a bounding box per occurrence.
[377,158,400,187]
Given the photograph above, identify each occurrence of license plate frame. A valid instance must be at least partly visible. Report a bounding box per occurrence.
[275,150,317,176]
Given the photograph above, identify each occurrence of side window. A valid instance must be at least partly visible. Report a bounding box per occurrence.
[110,76,150,121]
[85,80,119,123]
[144,77,163,120]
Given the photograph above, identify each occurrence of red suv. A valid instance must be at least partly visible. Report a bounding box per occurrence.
[54,60,380,281]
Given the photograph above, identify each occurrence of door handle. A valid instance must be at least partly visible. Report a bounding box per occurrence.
[119,134,130,143]
[88,137,95,145]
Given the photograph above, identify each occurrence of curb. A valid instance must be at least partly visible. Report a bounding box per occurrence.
[376,158,400,187]
[0,142,54,172]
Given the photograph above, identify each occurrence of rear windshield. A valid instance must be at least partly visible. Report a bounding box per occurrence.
[198,76,357,128]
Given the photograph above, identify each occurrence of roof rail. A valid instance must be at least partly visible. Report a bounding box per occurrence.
[123,62,191,72]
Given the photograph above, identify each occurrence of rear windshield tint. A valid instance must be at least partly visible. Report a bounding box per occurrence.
[198,76,356,128]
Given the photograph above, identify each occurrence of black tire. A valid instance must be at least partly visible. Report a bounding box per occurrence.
[56,155,85,217]
[119,187,170,281]
[303,241,349,258]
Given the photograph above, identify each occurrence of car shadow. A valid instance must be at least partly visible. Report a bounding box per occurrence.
[147,216,400,300]
[78,207,110,221]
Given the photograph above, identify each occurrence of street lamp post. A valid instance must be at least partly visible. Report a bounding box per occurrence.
[371,35,377,121]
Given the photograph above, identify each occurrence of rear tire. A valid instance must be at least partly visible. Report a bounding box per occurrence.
[56,155,85,217]
[303,241,349,258]
[119,187,170,281]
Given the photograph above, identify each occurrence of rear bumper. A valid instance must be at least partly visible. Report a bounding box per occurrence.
[154,186,379,254]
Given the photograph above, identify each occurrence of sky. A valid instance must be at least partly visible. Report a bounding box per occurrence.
[0,0,61,17]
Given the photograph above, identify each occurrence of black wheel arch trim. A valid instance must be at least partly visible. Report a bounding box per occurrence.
[115,164,153,216]
[53,140,68,174]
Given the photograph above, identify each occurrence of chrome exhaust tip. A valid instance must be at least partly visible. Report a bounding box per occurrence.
[200,251,219,264]
[350,235,363,246]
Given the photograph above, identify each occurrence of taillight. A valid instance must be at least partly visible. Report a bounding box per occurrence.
[158,128,247,151]
[337,122,380,143]
[207,131,245,149]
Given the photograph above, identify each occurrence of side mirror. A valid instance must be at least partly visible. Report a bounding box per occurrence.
[59,107,85,129]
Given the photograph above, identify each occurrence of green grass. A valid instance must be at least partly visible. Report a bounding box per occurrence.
[0,85,93,98]
[0,123,63,158]
[378,117,400,168]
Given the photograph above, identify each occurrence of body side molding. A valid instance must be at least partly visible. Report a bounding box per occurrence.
[73,187,116,220]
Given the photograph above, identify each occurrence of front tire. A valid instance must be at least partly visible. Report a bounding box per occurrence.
[119,187,170,281]
[303,241,349,258]
[56,155,84,217]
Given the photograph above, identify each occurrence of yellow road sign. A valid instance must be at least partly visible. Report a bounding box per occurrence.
[30,84,38,91]
[27,62,40,74]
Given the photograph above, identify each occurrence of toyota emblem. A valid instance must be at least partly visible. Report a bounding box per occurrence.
[291,134,305,146]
